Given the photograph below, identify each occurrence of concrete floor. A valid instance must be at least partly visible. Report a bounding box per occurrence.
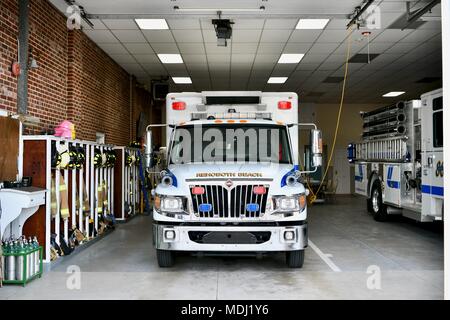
[0,195,443,299]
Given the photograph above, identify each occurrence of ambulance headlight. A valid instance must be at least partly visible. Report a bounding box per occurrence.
[161,196,185,213]
[272,194,306,213]
[154,195,187,214]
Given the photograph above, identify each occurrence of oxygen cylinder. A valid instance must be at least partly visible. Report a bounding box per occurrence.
[27,237,34,276]
[15,240,25,281]
[33,237,40,275]
[6,241,16,281]
[1,241,5,279]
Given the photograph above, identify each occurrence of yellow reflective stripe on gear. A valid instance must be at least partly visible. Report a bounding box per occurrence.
[59,185,67,191]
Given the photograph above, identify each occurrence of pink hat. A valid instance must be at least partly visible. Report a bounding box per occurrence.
[55,120,75,139]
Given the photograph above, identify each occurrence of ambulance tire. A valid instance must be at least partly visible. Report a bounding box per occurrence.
[371,180,387,222]
[286,250,305,268]
[157,249,175,267]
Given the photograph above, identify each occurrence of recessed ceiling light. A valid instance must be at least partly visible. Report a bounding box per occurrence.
[278,53,305,64]
[267,77,288,84]
[296,19,330,29]
[157,54,183,64]
[172,77,192,84]
[135,19,169,30]
[382,91,405,97]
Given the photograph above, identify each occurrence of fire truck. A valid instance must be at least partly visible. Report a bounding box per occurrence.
[348,88,443,222]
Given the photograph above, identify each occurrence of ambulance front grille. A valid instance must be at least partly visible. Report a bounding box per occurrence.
[190,185,269,218]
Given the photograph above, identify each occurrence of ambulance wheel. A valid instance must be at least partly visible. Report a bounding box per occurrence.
[157,249,174,267]
[286,250,304,268]
[371,180,387,222]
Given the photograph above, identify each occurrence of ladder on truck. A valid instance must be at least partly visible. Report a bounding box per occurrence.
[354,137,409,162]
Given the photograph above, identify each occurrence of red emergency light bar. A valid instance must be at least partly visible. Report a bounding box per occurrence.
[172,101,186,110]
[278,101,292,110]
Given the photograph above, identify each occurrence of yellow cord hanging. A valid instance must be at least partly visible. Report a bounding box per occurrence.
[308,25,354,204]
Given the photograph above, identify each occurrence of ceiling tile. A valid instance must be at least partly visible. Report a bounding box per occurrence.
[84,30,118,43]
[232,43,258,54]
[272,64,298,73]
[186,64,209,72]
[102,19,138,30]
[264,19,298,29]
[358,42,394,54]
[164,64,187,73]
[123,43,153,54]
[97,43,128,55]
[231,54,255,63]
[325,19,350,30]
[142,63,167,75]
[167,19,200,29]
[172,30,204,43]
[308,43,339,54]
[205,44,231,55]
[111,30,146,43]
[257,43,284,54]
[200,19,215,30]
[260,29,291,43]
[83,19,108,30]
[400,29,440,43]
[316,30,349,43]
[297,63,320,71]
[182,54,207,64]
[208,55,231,64]
[151,43,179,53]
[254,54,279,63]
[133,54,159,63]
[109,54,136,64]
[202,29,218,43]
[301,54,329,64]
[142,30,175,43]
[283,42,312,53]
[373,29,413,42]
[289,30,322,42]
[178,43,206,54]
[232,30,263,43]
[233,19,265,29]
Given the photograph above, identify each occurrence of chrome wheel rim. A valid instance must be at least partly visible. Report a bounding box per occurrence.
[372,189,380,213]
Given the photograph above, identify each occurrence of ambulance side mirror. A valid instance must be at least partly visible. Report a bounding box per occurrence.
[310,129,323,168]
[144,130,154,169]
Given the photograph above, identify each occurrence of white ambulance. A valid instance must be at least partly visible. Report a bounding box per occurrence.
[145,91,322,268]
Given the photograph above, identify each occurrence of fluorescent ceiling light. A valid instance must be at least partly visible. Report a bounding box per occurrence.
[173,6,265,12]
[296,19,330,29]
[135,19,168,30]
[267,77,288,84]
[172,77,192,84]
[278,53,305,64]
[157,54,183,64]
[382,91,405,97]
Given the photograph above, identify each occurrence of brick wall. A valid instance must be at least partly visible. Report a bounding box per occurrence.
[0,0,152,145]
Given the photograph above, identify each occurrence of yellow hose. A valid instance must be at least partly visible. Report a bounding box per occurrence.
[308,25,354,204]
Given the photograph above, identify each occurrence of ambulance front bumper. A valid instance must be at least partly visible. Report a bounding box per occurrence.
[153,222,308,252]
